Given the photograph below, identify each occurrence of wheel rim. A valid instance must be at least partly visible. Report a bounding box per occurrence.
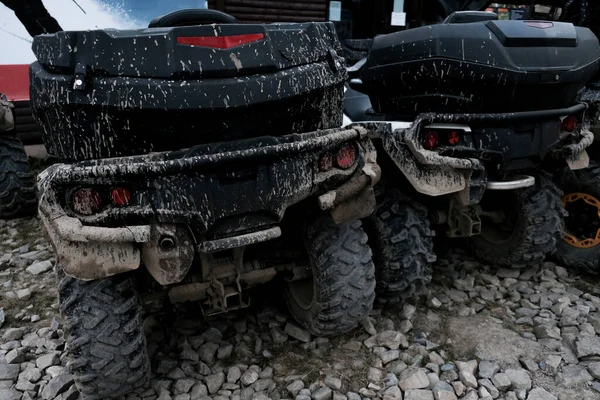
[562,192,600,249]
[285,278,315,311]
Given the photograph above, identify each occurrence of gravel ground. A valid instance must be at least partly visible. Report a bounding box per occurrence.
[1,217,600,400]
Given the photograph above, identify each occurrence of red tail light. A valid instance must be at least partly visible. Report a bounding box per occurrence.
[318,153,334,172]
[562,116,578,132]
[111,187,132,206]
[423,131,439,150]
[71,188,103,216]
[176,33,265,49]
[336,145,357,169]
[447,131,461,145]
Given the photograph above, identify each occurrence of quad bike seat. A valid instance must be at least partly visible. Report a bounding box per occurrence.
[29,11,347,161]
[148,9,237,27]
[442,11,498,24]
[359,19,600,117]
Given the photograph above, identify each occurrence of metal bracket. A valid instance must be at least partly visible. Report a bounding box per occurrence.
[447,200,482,238]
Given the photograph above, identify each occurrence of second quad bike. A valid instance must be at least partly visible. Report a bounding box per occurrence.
[30,10,383,399]
[344,11,599,298]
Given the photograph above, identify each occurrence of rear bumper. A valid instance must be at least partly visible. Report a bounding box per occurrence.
[38,126,379,280]
[372,105,592,198]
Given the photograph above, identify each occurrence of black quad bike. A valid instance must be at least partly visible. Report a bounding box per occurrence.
[31,10,383,399]
[344,10,599,299]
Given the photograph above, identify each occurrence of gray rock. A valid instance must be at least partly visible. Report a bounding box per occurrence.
[400,304,417,320]
[46,365,66,378]
[297,396,312,400]
[346,392,360,400]
[285,323,311,343]
[199,342,219,364]
[527,388,558,400]
[451,381,465,397]
[492,373,511,391]
[404,389,434,400]
[0,389,21,400]
[174,379,196,395]
[287,380,305,397]
[190,383,208,399]
[202,327,223,343]
[258,366,273,379]
[36,353,59,370]
[455,360,478,376]
[206,372,225,394]
[174,395,191,400]
[519,358,539,372]
[0,363,20,380]
[312,387,333,400]
[533,326,561,341]
[15,288,32,300]
[575,336,600,358]
[20,368,41,383]
[41,373,74,400]
[399,368,430,391]
[432,381,457,400]
[5,348,24,364]
[368,367,383,383]
[380,350,400,364]
[228,366,242,383]
[381,385,401,399]
[180,346,199,362]
[478,379,499,398]
[556,365,594,386]
[2,328,23,341]
[383,373,398,388]
[497,268,520,279]
[459,371,477,388]
[271,327,288,343]
[377,331,408,350]
[253,378,273,392]
[26,260,53,275]
[505,369,532,391]
[325,376,342,391]
[217,342,234,360]
[587,362,600,379]
[241,368,259,386]
[0,308,4,328]
[462,390,480,400]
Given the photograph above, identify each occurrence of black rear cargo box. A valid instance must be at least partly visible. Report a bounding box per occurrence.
[360,20,600,117]
[30,22,346,161]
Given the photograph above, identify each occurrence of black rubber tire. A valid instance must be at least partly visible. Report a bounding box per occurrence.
[469,174,564,267]
[0,136,36,218]
[367,186,436,305]
[58,269,149,399]
[283,215,376,336]
[552,164,600,274]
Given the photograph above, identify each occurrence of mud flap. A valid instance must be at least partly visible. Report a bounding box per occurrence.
[566,149,590,171]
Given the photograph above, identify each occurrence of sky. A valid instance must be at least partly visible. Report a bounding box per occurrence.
[0,0,207,64]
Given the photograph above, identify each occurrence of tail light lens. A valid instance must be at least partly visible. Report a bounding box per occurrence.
[318,153,334,172]
[71,188,103,216]
[111,187,132,206]
[422,131,439,150]
[447,131,461,145]
[336,145,357,169]
[562,116,578,132]
[176,33,265,49]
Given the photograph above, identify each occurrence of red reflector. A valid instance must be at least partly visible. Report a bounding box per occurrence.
[336,145,357,169]
[423,131,439,150]
[176,33,265,49]
[111,187,132,206]
[448,131,461,145]
[525,21,553,29]
[319,153,334,172]
[562,116,578,132]
[71,188,103,216]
